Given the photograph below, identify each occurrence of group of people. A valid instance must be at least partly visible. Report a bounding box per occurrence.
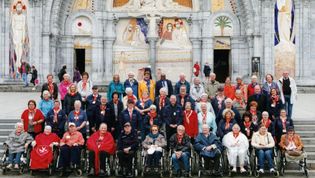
[3,68,304,177]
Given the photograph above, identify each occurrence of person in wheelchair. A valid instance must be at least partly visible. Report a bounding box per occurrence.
[279,126,304,160]
[169,125,191,177]
[30,125,60,171]
[58,122,85,175]
[194,124,223,176]
[142,125,166,169]
[251,125,276,174]
[117,122,139,178]
[87,123,116,176]
[222,124,249,173]
[4,122,33,169]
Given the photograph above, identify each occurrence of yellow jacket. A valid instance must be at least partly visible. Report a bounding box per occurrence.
[138,79,156,101]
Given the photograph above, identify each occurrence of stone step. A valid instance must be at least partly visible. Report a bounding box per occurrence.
[294,125,315,131]
[304,145,315,152]
[293,120,315,125]
[0,123,15,129]
[296,131,315,138]
[301,138,315,145]
[0,129,13,135]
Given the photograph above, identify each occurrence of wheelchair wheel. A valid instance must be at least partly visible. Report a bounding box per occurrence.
[75,169,82,176]
[274,170,279,177]
[48,167,53,176]
[2,168,6,175]
[254,171,260,178]
[304,168,309,178]
[19,167,24,175]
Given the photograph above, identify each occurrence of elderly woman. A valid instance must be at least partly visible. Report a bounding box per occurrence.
[30,125,60,170]
[63,83,82,115]
[251,125,276,173]
[87,123,116,176]
[211,86,226,115]
[194,124,223,176]
[248,101,262,126]
[68,100,87,139]
[117,122,139,177]
[240,111,257,142]
[190,77,205,102]
[38,90,54,117]
[154,87,170,115]
[233,89,246,116]
[198,103,217,134]
[275,109,294,145]
[176,85,195,110]
[279,126,304,158]
[142,125,167,167]
[46,100,67,138]
[217,108,237,139]
[222,124,249,173]
[58,123,85,175]
[58,73,72,107]
[269,88,283,120]
[107,74,124,101]
[195,93,215,114]
[259,111,275,136]
[216,98,241,125]
[224,77,235,100]
[21,100,45,138]
[123,87,138,109]
[135,91,153,117]
[262,74,279,98]
[183,102,198,141]
[77,72,93,108]
[143,105,162,138]
[4,122,33,169]
[169,125,191,177]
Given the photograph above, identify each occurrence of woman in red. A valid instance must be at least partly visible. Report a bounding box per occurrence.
[183,102,198,143]
[224,77,235,100]
[87,123,116,176]
[21,100,45,138]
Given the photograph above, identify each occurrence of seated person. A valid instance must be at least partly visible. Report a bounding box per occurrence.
[217,108,237,139]
[143,105,163,139]
[87,123,116,176]
[142,125,166,168]
[30,125,60,170]
[169,125,191,177]
[194,124,223,176]
[251,125,276,173]
[222,124,249,173]
[58,123,85,174]
[279,126,304,158]
[4,122,33,169]
[259,111,275,137]
[117,122,139,178]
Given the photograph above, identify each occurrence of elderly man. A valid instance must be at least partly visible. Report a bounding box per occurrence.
[46,100,67,138]
[58,123,85,175]
[176,85,195,110]
[170,125,191,177]
[204,73,220,100]
[246,85,268,112]
[68,100,87,139]
[30,125,60,170]
[122,87,138,109]
[278,71,297,119]
[154,87,170,115]
[124,72,139,99]
[155,73,173,98]
[194,124,223,176]
[87,123,116,176]
[5,122,33,169]
[174,73,190,95]
[190,77,205,102]
[222,124,249,173]
[119,99,142,133]
[41,74,58,100]
[197,103,217,134]
[86,85,102,133]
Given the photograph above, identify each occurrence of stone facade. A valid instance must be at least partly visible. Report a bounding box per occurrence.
[0,0,315,85]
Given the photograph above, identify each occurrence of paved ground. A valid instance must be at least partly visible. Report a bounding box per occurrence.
[0,92,313,120]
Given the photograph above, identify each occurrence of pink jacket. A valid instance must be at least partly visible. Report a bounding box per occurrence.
[59,81,72,100]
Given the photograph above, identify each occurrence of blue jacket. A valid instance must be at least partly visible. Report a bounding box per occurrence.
[46,108,67,136]
[274,117,294,143]
[124,79,139,99]
[38,99,54,117]
[117,130,139,151]
[119,109,142,132]
[194,133,223,156]
[176,94,195,110]
[107,81,124,101]
[68,109,87,134]
[163,104,183,126]
[217,118,237,139]
[86,94,102,128]
[174,80,190,95]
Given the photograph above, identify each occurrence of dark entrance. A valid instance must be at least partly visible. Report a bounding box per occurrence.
[75,49,85,74]
[213,50,230,83]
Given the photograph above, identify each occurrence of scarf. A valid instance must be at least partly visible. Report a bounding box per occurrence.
[271,95,279,104]
[93,95,98,101]
[74,110,80,121]
[184,110,193,125]
[53,107,60,123]
[225,118,231,130]
[177,134,184,144]
[82,80,87,90]
[149,132,159,140]
[159,96,166,109]
[202,112,207,124]
[70,92,76,97]
[217,96,224,110]
[127,95,135,101]
[262,118,271,128]
[244,121,252,137]
[48,83,54,95]
[233,132,239,138]
[148,111,157,126]
[180,94,185,107]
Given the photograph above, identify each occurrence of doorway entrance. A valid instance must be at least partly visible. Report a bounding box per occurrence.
[213,49,230,83]
[75,49,85,74]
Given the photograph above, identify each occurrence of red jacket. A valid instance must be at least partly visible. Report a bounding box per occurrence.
[87,131,116,175]
[21,109,45,133]
[183,110,198,138]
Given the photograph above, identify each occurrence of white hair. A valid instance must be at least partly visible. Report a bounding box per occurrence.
[177,125,185,131]
[74,100,81,107]
[224,98,233,104]
[42,90,51,97]
[15,122,24,129]
[125,87,133,94]
[159,87,167,93]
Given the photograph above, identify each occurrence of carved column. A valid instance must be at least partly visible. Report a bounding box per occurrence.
[104,17,116,82]
[148,37,158,79]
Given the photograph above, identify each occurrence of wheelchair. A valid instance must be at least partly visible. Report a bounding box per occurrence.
[196,149,223,177]
[85,149,112,176]
[277,149,309,177]
[141,148,165,177]
[222,147,252,177]
[0,143,31,175]
[114,150,139,177]
[251,147,280,177]
[168,146,194,177]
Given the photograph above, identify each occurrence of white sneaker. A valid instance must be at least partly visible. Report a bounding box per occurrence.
[14,164,19,169]
[240,167,246,173]
[231,167,237,172]
[258,169,264,173]
[270,168,275,173]
[6,164,12,169]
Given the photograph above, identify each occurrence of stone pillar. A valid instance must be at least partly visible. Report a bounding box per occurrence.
[60,36,74,76]
[201,37,213,80]
[0,0,6,78]
[300,0,311,79]
[104,17,116,83]
[191,39,201,65]
[41,33,51,81]
[148,37,158,79]
[3,1,10,78]
[92,37,104,83]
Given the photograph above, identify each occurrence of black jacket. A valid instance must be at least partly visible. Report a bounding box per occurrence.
[117,130,139,151]
[63,92,82,115]
[41,83,58,100]
[155,79,173,98]
[169,133,191,153]
[246,94,268,112]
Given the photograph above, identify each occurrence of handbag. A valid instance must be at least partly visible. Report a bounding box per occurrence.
[287,150,302,156]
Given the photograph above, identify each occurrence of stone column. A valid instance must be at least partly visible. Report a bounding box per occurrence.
[60,36,74,76]
[191,39,201,65]
[148,37,158,79]
[92,37,104,83]
[300,0,311,79]
[201,37,213,80]
[41,33,51,80]
[104,17,116,83]
[0,0,6,79]
[3,1,10,78]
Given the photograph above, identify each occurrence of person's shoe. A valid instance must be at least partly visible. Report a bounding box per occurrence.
[240,167,247,173]
[184,171,190,177]
[174,170,180,177]
[6,164,12,169]
[88,168,94,176]
[14,164,19,169]
[231,167,237,172]
[258,169,264,173]
[126,171,133,178]
[99,169,105,176]
[270,168,275,173]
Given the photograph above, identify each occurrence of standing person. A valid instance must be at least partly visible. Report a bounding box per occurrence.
[20,61,31,87]
[197,103,217,134]
[38,90,54,117]
[58,73,72,107]
[30,65,38,90]
[204,73,220,101]
[142,105,163,138]
[176,85,195,110]
[193,61,200,77]
[46,100,67,138]
[68,100,88,140]
[183,102,198,141]
[174,73,190,95]
[63,84,82,115]
[278,71,297,119]
[124,72,139,99]
[203,62,211,80]
[58,65,67,82]
[268,88,283,120]
[190,77,205,102]
[235,77,248,104]
[86,86,102,133]
[217,109,237,139]
[262,74,279,98]
[95,97,112,132]
[107,92,124,139]
[154,87,170,116]
[224,77,235,100]
[122,88,138,109]
[139,70,156,101]
[155,73,173,98]
[107,74,125,101]
[135,91,153,120]
[211,86,226,116]
[195,93,215,114]
[77,72,93,109]
[21,100,45,138]
[73,67,81,83]
[119,99,142,133]
[246,85,268,113]
[247,75,259,97]
[41,74,58,100]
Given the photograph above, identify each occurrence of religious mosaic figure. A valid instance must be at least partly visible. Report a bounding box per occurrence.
[275,0,294,45]
[122,19,148,47]
[10,0,29,76]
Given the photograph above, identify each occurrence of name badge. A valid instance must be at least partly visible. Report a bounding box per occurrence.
[282,129,287,133]
[92,101,96,104]
[245,128,248,131]
[173,112,176,116]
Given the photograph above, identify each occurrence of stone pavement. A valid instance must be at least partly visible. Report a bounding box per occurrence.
[0,92,313,120]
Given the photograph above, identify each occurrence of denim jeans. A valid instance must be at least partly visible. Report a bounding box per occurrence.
[172,152,190,172]
[284,95,293,119]
[22,73,28,86]
[257,149,274,169]
[8,152,22,164]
